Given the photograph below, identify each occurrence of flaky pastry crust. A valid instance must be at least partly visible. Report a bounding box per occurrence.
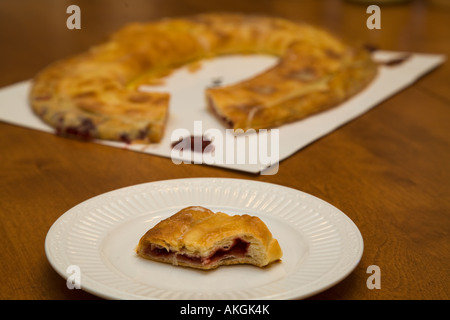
[136,206,283,270]
[30,13,377,143]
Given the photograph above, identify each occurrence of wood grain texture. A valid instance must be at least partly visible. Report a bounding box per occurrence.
[0,0,449,300]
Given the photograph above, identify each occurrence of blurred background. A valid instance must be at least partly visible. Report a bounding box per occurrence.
[0,0,449,87]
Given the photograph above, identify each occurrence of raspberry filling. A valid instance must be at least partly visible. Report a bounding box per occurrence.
[206,95,234,128]
[145,238,250,266]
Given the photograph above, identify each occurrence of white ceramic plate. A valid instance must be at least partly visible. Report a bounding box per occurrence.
[45,178,363,300]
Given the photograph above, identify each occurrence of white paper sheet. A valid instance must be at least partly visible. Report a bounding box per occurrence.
[0,51,445,174]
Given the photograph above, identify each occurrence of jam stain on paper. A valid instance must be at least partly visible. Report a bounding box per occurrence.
[171,135,214,153]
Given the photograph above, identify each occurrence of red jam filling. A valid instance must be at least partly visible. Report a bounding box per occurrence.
[145,238,250,266]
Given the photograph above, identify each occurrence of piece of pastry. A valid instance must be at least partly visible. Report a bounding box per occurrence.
[206,41,377,130]
[135,206,283,270]
[29,13,377,143]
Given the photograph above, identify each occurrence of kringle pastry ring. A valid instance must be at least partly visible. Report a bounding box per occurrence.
[29,13,377,143]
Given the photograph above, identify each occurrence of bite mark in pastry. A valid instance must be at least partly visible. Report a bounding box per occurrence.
[136,206,283,270]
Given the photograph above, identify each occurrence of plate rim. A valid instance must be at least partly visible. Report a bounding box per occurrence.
[45,177,364,300]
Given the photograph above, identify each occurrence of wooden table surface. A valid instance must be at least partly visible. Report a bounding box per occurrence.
[1,0,449,300]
